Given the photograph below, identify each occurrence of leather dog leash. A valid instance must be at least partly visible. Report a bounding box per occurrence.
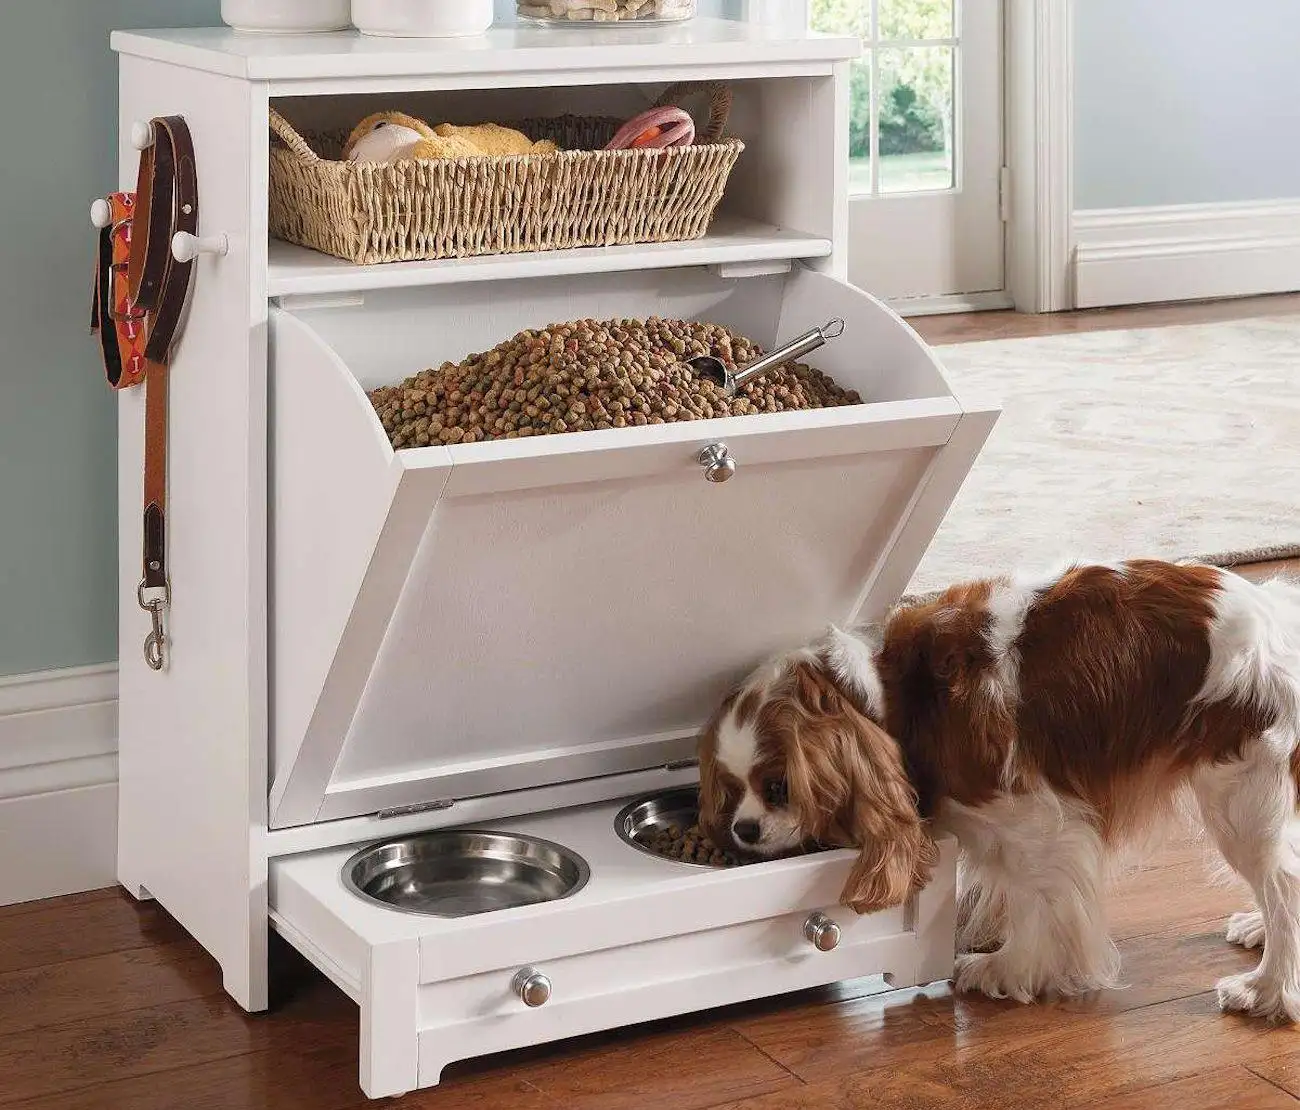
[91,116,198,671]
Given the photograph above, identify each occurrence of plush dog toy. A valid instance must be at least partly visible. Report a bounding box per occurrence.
[344,111,559,163]
[433,122,559,157]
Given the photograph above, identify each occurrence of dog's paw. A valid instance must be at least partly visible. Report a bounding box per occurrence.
[954,952,1035,1004]
[1216,970,1300,1024]
[1225,910,1265,949]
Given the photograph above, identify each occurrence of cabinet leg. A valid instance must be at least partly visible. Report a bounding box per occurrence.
[914,838,961,986]
[222,915,270,1014]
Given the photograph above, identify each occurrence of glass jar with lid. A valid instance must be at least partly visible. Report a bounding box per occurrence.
[517,0,696,24]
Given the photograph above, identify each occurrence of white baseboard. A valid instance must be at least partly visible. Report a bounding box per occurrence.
[0,664,119,906]
[1073,199,1300,309]
[891,290,1016,318]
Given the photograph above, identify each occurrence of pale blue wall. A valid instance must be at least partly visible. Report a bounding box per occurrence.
[1075,0,1300,209]
[0,1,221,677]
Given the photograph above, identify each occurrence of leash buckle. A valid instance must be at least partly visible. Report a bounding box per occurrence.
[137,579,170,671]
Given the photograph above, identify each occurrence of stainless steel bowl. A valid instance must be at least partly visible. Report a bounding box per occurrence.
[343,830,590,917]
[615,786,726,869]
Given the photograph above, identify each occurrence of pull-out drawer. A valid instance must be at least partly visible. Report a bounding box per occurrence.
[267,264,998,832]
[270,799,958,1099]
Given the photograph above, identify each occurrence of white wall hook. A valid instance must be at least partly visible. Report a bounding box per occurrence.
[171,231,230,263]
[131,121,155,151]
[90,199,113,229]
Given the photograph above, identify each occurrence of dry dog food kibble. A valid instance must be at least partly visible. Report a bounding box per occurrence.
[368,317,861,450]
[639,822,742,867]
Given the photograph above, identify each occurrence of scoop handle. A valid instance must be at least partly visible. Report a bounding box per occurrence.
[730,318,845,391]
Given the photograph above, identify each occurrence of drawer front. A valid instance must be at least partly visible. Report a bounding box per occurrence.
[416,906,930,1084]
[270,822,957,1098]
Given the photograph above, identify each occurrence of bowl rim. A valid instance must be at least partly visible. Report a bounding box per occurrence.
[613,785,729,870]
[341,827,592,916]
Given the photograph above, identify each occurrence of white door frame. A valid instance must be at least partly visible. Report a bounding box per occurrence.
[743,0,1074,315]
[1004,0,1074,313]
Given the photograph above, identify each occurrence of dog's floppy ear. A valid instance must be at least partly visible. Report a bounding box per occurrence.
[696,690,738,836]
[838,716,938,914]
[782,663,937,914]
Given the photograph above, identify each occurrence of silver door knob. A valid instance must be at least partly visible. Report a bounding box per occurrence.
[804,912,840,952]
[512,967,551,1007]
[698,443,736,483]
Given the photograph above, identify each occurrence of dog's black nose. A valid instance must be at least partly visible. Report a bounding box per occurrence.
[733,820,761,846]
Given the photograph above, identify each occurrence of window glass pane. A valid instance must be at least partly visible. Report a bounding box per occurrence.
[879,0,952,41]
[878,46,954,193]
[808,0,871,38]
[847,59,872,195]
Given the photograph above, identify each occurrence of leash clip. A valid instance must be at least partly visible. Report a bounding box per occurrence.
[137,579,170,671]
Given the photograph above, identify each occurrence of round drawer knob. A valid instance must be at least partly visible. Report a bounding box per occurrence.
[804,912,840,952]
[699,443,736,483]
[512,967,552,1008]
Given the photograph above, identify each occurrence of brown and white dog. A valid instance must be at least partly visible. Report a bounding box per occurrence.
[697,560,1300,1020]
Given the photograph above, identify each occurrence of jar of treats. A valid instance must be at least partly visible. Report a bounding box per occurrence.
[517,0,696,24]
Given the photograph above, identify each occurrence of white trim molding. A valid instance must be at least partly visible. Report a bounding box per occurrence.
[1005,0,1074,314]
[1074,199,1300,309]
[0,664,119,906]
[891,290,1016,318]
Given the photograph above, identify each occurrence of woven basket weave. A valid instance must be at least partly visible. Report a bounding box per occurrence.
[268,83,744,266]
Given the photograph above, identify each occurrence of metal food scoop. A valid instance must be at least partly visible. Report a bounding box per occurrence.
[687,317,846,396]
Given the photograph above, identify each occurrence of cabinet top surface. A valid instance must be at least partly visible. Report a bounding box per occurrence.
[112,19,860,81]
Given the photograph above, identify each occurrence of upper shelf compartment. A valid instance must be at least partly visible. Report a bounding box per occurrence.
[110,19,861,87]
[262,71,847,296]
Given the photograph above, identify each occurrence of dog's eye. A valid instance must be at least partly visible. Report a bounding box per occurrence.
[762,778,789,808]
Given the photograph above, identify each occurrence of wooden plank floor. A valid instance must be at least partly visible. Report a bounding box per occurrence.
[5,297,1299,1109]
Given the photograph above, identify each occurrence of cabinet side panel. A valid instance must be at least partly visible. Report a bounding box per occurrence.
[115,57,269,1011]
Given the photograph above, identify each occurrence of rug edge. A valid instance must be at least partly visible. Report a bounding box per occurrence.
[899,543,1300,608]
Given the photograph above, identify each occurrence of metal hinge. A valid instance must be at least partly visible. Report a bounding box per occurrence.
[999,166,1011,223]
[377,798,456,820]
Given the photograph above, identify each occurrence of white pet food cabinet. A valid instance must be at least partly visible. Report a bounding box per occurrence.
[109,21,995,1099]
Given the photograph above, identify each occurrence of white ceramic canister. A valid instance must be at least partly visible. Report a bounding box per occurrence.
[351,0,494,36]
[221,0,352,32]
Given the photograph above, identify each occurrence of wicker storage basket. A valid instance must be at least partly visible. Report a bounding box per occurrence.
[268,83,744,266]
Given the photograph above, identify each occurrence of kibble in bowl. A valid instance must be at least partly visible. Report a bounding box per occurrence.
[615,786,745,869]
[642,822,742,867]
[367,316,861,451]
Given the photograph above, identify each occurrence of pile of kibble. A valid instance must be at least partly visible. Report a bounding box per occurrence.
[367,317,861,449]
[638,822,743,867]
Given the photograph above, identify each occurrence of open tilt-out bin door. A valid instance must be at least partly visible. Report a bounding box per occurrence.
[266,264,997,830]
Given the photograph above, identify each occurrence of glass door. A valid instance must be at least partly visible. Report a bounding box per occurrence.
[811,0,1005,304]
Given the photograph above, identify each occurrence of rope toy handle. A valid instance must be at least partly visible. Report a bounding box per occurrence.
[652,81,733,144]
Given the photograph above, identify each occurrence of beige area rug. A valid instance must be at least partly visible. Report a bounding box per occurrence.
[908,315,1300,594]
